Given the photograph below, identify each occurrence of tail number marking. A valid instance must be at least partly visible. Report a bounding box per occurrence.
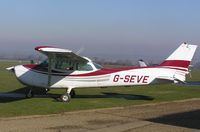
[113,75,149,83]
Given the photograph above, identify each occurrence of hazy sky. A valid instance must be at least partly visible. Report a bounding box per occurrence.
[0,0,199,61]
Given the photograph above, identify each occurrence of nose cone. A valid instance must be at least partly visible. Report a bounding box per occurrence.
[6,66,15,72]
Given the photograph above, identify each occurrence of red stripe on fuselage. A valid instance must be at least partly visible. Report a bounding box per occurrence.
[24,64,37,69]
[23,64,188,77]
[69,67,136,76]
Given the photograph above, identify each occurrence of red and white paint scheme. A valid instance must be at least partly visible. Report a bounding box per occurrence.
[7,43,198,102]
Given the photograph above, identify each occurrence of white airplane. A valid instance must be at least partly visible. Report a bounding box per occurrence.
[7,43,197,102]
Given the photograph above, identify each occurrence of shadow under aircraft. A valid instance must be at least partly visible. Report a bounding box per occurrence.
[0,87,154,103]
[75,92,154,101]
[0,87,60,103]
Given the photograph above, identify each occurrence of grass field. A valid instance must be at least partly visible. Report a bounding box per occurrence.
[0,60,200,117]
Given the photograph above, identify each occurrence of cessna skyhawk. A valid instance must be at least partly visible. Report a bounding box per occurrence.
[7,43,197,102]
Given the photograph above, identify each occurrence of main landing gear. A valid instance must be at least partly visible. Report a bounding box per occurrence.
[25,88,34,98]
[25,87,75,103]
[60,89,76,102]
[25,88,50,98]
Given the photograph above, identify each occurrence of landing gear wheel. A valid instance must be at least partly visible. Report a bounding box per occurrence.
[60,94,71,102]
[25,89,34,98]
[70,89,76,98]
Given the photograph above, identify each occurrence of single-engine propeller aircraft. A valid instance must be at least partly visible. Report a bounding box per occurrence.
[7,43,197,102]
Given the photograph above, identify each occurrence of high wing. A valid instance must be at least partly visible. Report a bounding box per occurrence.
[35,46,88,63]
[35,46,88,87]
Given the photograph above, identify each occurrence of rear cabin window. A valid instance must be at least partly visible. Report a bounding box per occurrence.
[77,63,93,71]
[93,62,102,69]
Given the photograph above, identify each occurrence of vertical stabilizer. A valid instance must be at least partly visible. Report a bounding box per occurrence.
[160,43,197,70]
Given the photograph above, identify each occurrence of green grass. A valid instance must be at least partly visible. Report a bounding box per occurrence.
[0,60,200,117]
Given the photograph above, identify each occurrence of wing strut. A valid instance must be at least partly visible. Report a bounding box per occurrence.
[47,54,52,87]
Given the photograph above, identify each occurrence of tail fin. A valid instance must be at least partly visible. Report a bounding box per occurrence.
[160,43,198,70]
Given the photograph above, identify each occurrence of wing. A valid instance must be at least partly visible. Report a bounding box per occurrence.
[35,46,88,87]
[35,46,88,63]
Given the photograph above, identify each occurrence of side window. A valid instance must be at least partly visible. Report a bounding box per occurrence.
[54,58,75,71]
[78,63,93,71]
[93,63,102,69]
[50,56,94,72]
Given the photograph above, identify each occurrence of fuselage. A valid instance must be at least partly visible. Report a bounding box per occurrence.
[13,63,187,89]
[10,43,197,90]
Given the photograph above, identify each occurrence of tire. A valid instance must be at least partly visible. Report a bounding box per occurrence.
[70,89,76,98]
[60,94,71,102]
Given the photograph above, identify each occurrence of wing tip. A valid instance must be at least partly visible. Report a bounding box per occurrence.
[35,46,55,51]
